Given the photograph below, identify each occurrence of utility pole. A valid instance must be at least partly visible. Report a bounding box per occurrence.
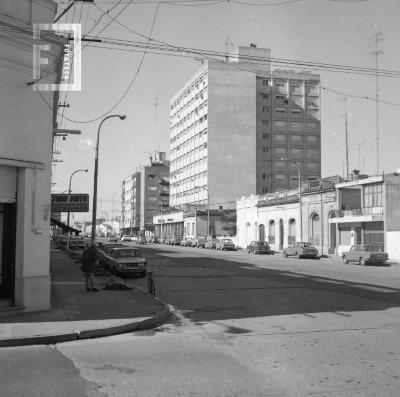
[344,96,349,180]
[371,31,383,174]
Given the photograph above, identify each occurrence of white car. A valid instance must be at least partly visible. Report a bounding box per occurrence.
[120,235,132,242]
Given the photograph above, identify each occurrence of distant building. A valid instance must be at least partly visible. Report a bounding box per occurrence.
[121,152,170,235]
[169,45,321,211]
[0,0,64,311]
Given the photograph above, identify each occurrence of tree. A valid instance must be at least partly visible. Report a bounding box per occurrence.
[221,210,236,236]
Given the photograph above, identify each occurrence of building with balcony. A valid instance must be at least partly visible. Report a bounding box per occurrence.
[120,152,170,235]
[329,173,400,259]
[169,45,321,211]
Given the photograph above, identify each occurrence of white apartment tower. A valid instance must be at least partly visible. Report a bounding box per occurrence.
[169,46,321,209]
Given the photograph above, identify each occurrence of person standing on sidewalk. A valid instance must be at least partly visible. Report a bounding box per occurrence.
[81,243,99,292]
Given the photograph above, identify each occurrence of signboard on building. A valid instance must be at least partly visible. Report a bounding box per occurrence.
[51,194,89,212]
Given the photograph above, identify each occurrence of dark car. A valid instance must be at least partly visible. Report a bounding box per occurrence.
[283,242,318,259]
[247,241,274,255]
[342,244,388,266]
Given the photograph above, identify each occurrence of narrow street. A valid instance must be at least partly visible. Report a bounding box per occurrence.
[2,245,400,396]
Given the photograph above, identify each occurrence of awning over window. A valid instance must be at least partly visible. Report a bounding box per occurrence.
[50,217,81,235]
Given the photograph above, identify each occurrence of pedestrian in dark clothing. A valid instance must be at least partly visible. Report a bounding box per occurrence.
[81,243,99,292]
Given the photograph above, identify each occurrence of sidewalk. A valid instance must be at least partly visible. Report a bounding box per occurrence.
[0,248,171,347]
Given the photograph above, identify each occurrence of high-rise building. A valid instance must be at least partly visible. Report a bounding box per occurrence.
[169,45,321,209]
[121,152,170,235]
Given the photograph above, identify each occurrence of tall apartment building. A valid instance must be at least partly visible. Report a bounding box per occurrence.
[121,152,170,235]
[169,45,321,209]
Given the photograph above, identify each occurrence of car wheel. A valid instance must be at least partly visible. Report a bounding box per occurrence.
[343,256,349,264]
[360,257,367,266]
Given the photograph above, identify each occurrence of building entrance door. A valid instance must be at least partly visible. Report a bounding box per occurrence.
[279,219,284,250]
[0,203,16,301]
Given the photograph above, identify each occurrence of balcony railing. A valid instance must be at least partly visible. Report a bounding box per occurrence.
[339,207,383,217]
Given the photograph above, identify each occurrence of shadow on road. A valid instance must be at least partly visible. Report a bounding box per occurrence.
[140,246,400,323]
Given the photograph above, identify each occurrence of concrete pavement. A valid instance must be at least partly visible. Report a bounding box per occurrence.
[0,247,171,347]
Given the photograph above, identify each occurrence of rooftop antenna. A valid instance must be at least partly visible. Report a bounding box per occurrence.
[154,96,159,122]
[368,31,383,173]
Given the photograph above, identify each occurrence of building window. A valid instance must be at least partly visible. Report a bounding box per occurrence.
[262,106,269,112]
[275,134,286,141]
[275,175,286,180]
[148,186,157,191]
[364,183,383,208]
[306,149,319,158]
[268,220,275,244]
[290,122,302,131]
[306,135,318,143]
[262,174,266,179]
[275,148,287,154]
[262,120,268,126]
[275,121,287,128]
[263,147,268,153]
[275,108,286,114]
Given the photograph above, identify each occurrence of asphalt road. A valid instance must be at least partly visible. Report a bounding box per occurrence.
[2,243,400,396]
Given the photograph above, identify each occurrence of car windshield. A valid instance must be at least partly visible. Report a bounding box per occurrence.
[112,249,140,258]
[302,243,314,248]
[222,239,233,243]
[258,242,268,246]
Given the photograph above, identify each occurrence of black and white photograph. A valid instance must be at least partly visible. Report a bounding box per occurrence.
[1,0,400,395]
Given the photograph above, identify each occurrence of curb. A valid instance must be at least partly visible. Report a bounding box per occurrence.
[0,296,171,348]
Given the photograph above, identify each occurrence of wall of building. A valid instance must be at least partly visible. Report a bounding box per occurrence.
[0,0,63,311]
[207,61,257,209]
[384,174,400,260]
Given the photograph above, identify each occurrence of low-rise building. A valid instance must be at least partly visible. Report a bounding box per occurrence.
[329,173,400,260]
[237,177,340,255]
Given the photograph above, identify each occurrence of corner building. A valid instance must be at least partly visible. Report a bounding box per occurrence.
[169,46,321,209]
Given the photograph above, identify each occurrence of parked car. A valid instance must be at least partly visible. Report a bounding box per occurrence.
[205,238,217,249]
[180,238,193,247]
[120,235,132,242]
[97,243,125,267]
[215,238,236,251]
[107,234,118,242]
[247,241,274,255]
[283,242,318,259]
[68,236,86,250]
[138,236,147,245]
[342,245,388,266]
[192,237,207,248]
[104,247,147,277]
[169,236,182,245]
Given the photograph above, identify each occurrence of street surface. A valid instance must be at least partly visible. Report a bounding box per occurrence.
[2,244,400,396]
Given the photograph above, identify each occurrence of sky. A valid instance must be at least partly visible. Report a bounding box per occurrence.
[51,0,400,223]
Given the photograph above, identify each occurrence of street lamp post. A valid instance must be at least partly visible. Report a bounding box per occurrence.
[281,157,302,242]
[66,168,88,249]
[91,114,126,242]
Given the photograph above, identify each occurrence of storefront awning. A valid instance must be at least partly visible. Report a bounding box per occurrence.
[50,217,81,235]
